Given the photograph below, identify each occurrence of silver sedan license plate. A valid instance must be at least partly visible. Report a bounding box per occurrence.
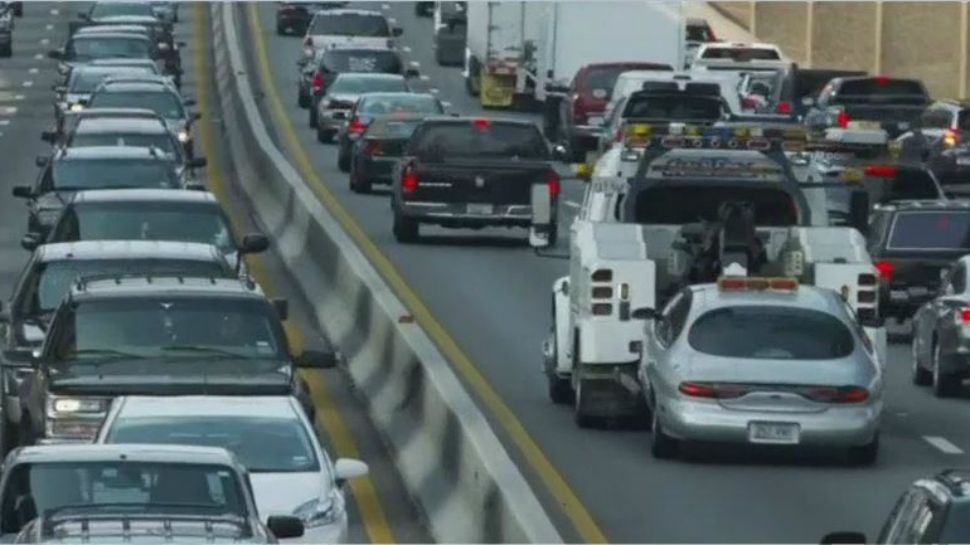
[467,203,494,215]
[748,422,800,444]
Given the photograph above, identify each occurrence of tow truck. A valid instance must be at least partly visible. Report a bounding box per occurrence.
[529,124,887,426]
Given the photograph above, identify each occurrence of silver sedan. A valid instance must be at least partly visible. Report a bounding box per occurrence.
[638,278,883,464]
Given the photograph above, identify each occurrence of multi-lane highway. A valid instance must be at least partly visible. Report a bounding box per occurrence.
[0,4,430,543]
[239,2,970,542]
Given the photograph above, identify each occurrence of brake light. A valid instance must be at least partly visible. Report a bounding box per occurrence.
[472,117,490,130]
[836,110,850,128]
[864,164,897,178]
[311,71,323,92]
[401,165,418,193]
[348,116,367,135]
[874,74,890,85]
[874,260,893,281]
[961,308,970,322]
[678,382,746,399]
[679,382,717,398]
[805,386,869,404]
[546,170,560,198]
[776,100,792,114]
[363,140,382,157]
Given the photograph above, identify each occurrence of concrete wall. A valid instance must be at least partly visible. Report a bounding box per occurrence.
[710,1,970,99]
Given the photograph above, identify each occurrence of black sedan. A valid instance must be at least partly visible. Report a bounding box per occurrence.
[275,2,346,35]
[349,115,424,194]
[336,92,444,172]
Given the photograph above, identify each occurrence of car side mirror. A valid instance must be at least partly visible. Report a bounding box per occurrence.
[551,144,568,162]
[78,12,89,20]
[529,182,555,249]
[41,130,56,143]
[187,157,207,169]
[266,516,304,540]
[20,233,41,251]
[295,348,336,369]
[35,156,49,167]
[820,531,867,545]
[12,185,33,199]
[631,307,660,320]
[271,297,289,321]
[333,458,369,486]
[47,49,62,60]
[405,62,420,78]
[183,98,197,107]
[177,41,187,48]
[392,27,403,37]
[848,189,870,235]
[240,233,270,254]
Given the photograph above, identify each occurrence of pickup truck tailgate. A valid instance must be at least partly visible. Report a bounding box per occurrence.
[410,158,551,205]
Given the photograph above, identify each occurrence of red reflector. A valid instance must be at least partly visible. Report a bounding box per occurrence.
[836,110,850,128]
[776,100,792,114]
[311,71,323,92]
[679,382,718,398]
[546,170,560,198]
[961,308,970,322]
[348,117,367,134]
[807,386,869,403]
[874,74,890,85]
[864,164,897,178]
[472,117,490,129]
[874,260,893,281]
[401,166,418,193]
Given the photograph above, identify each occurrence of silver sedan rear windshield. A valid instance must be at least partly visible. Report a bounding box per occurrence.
[687,306,854,359]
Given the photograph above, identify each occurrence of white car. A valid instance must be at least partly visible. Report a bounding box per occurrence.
[302,9,401,58]
[98,395,369,543]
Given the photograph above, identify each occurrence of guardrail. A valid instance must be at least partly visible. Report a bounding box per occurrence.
[208,4,563,543]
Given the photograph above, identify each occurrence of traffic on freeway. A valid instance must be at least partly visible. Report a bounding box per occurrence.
[2,0,970,544]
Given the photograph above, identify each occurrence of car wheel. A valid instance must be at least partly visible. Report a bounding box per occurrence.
[298,89,310,109]
[392,211,419,243]
[572,379,596,428]
[308,107,318,128]
[912,335,932,385]
[0,43,11,58]
[548,374,572,405]
[465,56,480,97]
[316,126,332,144]
[276,22,285,35]
[932,343,961,397]
[18,415,33,447]
[0,415,17,456]
[337,148,350,172]
[349,167,371,194]
[650,408,678,459]
[846,434,879,466]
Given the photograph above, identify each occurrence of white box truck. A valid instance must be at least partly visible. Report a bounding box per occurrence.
[463,1,685,109]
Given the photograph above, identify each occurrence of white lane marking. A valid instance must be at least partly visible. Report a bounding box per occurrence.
[46,24,54,31]
[3,106,17,114]
[430,88,439,94]
[33,53,43,60]
[924,436,964,455]
[50,8,59,16]
[40,38,50,46]
[14,94,24,101]
[28,68,38,74]
[0,119,10,126]
[381,3,389,9]
[419,74,430,81]
[402,45,412,53]
[22,81,33,88]
[563,200,581,209]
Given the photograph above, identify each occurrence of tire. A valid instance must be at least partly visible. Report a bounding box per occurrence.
[0,43,11,58]
[932,343,961,397]
[548,374,572,405]
[276,22,285,35]
[392,211,419,243]
[546,224,558,247]
[847,435,879,466]
[337,147,350,172]
[316,126,332,144]
[308,107,318,128]
[912,335,932,386]
[464,56,480,97]
[650,408,678,459]
[572,379,595,428]
[348,166,371,194]
[1,416,17,456]
[298,89,310,109]
[18,415,33,448]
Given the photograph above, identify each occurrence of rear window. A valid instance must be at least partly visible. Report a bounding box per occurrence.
[833,79,928,105]
[632,186,797,226]
[623,95,723,121]
[310,13,389,37]
[888,211,970,250]
[320,50,402,74]
[581,64,672,97]
[329,76,407,94]
[688,306,855,359]
[359,95,441,115]
[409,122,547,160]
[701,47,780,61]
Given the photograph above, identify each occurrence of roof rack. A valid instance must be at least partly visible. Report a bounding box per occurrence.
[72,273,225,291]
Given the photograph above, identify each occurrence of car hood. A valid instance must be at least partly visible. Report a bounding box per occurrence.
[250,472,327,518]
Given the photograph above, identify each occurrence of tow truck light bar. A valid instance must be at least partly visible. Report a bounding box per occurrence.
[717,276,798,292]
[622,122,808,152]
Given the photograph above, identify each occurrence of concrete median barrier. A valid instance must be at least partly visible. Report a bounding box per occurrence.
[207,4,563,543]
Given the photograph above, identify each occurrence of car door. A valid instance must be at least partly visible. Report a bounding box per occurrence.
[877,489,925,543]
[913,261,960,362]
[935,261,969,358]
[640,289,691,407]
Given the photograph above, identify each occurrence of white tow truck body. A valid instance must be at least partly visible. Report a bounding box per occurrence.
[542,125,888,423]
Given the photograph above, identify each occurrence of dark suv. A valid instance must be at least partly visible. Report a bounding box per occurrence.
[16,276,334,445]
[822,469,970,544]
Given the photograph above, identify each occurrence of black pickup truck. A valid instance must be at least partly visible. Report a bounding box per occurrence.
[867,200,970,323]
[804,76,931,138]
[390,117,563,243]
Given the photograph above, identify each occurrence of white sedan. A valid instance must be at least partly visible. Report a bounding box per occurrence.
[97,395,369,543]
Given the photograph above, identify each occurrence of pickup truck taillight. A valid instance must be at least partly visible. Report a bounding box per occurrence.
[836,110,850,128]
[546,170,560,197]
[401,165,418,193]
[572,94,588,125]
[311,71,324,92]
[348,116,367,135]
[776,100,792,114]
[874,260,893,281]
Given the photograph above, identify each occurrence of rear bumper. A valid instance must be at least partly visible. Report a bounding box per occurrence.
[881,285,935,318]
[659,395,881,447]
[397,201,535,227]
[317,109,350,131]
[356,156,397,184]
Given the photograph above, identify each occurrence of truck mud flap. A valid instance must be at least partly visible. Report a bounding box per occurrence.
[481,72,515,108]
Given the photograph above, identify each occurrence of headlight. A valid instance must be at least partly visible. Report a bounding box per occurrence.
[177,130,190,143]
[47,396,108,415]
[70,103,85,112]
[293,496,343,528]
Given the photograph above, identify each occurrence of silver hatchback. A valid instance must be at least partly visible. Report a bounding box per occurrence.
[639,277,883,464]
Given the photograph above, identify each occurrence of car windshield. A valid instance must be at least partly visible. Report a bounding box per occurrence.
[632,186,799,226]
[28,259,230,314]
[888,211,970,251]
[688,306,855,359]
[69,67,155,94]
[320,50,402,74]
[49,202,235,253]
[107,416,320,473]
[623,95,723,121]
[359,95,440,115]
[329,76,407,95]
[701,47,780,61]
[70,132,178,156]
[67,37,151,61]
[310,13,389,37]
[90,2,156,18]
[50,298,286,362]
[0,461,248,535]
[409,122,547,160]
[89,90,184,119]
[51,159,178,191]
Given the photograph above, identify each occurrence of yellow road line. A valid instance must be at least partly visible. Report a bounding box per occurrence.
[192,6,395,543]
[244,4,608,542]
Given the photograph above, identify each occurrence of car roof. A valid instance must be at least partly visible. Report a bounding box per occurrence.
[115,395,301,420]
[690,282,848,317]
[72,32,151,42]
[69,188,217,204]
[89,58,157,67]
[74,117,170,135]
[314,8,383,17]
[333,72,405,81]
[70,276,265,301]
[11,444,238,467]
[360,92,434,100]
[55,145,169,160]
[77,24,151,34]
[35,241,223,263]
[91,14,160,23]
[98,80,174,93]
[71,64,153,77]
[700,41,780,50]
[878,200,970,212]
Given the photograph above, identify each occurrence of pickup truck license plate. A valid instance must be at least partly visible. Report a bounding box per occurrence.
[748,422,800,444]
[467,203,494,215]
